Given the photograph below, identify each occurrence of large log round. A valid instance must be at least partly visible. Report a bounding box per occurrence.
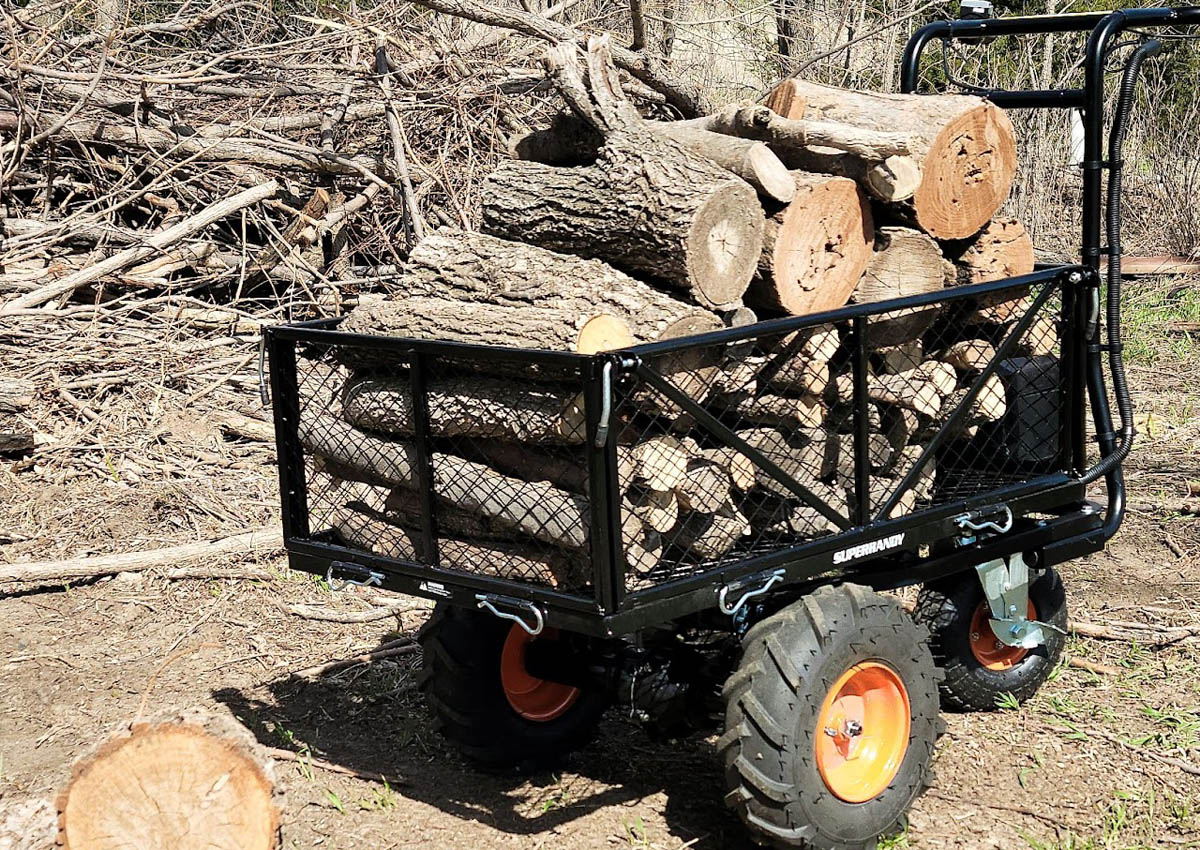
[780,81,1017,239]
[749,172,874,316]
[853,226,948,347]
[946,217,1035,285]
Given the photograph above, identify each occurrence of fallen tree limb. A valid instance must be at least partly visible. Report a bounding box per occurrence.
[0,527,283,585]
[404,0,708,116]
[291,638,419,678]
[1,180,279,314]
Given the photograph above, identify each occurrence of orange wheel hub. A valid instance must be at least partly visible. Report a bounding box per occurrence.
[969,600,1036,671]
[500,625,581,722]
[815,662,911,803]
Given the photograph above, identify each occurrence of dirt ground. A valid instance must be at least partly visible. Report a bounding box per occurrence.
[2,284,1199,850]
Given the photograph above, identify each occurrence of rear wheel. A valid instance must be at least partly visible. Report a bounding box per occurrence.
[720,584,941,850]
[418,604,607,769]
[914,566,1067,712]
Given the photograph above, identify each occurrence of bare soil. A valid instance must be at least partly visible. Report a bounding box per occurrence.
[2,303,1198,850]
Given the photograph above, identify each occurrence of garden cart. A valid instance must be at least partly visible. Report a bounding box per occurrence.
[265,9,1199,848]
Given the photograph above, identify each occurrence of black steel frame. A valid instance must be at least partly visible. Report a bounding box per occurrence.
[266,9,1194,638]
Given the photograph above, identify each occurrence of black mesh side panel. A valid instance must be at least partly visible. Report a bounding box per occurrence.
[291,341,596,602]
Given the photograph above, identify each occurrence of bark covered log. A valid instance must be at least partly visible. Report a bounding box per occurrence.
[299,415,588,551]
[0,377,34,452]
[749,171,874,316]
[481,38,763,310]
[342,373,587,445]
[343,228,721,351]
[767,81,1017,239]
[945,217,1035,322]
[854,227,949,347]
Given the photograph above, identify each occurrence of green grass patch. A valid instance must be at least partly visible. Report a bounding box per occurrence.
[1116,279,1200,366]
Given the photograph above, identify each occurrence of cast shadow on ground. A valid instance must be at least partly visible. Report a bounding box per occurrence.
[213,627,758,850]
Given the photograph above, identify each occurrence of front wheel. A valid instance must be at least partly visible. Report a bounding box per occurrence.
[914,566,1067,712]
[418,604,608,770]
[720,584,941,850]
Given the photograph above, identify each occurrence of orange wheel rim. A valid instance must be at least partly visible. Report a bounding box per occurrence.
[500,625,580,722]
[969,600,1036,671]
[815,661,911,803]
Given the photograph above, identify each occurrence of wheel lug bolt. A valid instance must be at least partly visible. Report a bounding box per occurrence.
[971,632,981,641]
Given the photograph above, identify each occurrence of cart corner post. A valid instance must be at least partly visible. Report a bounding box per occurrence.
[266,327,310,542]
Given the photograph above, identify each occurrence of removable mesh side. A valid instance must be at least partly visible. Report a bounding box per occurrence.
[291,341,596,601]
[615,278,1066,594]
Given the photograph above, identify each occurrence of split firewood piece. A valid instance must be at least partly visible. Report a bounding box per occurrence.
[674,458,734,513]
[847,478,919,520]
[911,361,960,397]
[881,405,921,453]
[697,445,759,492]
[622,509,664,574]
[739,491,841,537]
[894,445,937,502]
[335,504,581,587]
[854,227,948,348]
[627,486,680,533]
[666,507,751,560]
[512,112,796,203]
[56,709,281,850]
[0,377,34,452]
[340,235,720,354]
[481,37,763,310]
[773,81,1017,239]
[631,435,691,491]
[866,372,943,418]
[765,326,841,395]
[937,374,1008,433]
[299,415,588,551]
[1015,316,1058,356]
[749,172,874,316]
[938,339,997,372]
[874,340,925,375]
[738,427,826,497]
[831,431,895,475]
[716,391,824,430]
[342,374,587,445]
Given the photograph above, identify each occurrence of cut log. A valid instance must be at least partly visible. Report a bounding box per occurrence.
[749,171,874,316]
[738,427,825,497]
[0,377,34,453]
[454,439,593,495]
[57,710,279,850]
[1015,316,1058,356]
[674,458,734,513]
[772,81,1017,239]
[687,104,914,160]
[380,486,530,544]
[912,361,960,397]
[481,39,763,310]
[936,375,1007,433]
[342,373,586,445]
[716,391,824,429]
[299,415,588,551]
[874,340,925,375]
[622,512,664,574]
[938,338,996,372]
[630,435,691,491]
[666,507,750,559]
[627,486,679,533]
[701,446,758,490]
[340,230,721,352]
[854,227,948,347]
[866,373,943,418]
[946,217,1035,286]
[334,504,581,587]
[513,115,797,203]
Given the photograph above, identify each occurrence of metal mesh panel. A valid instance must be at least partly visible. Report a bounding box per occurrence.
[291,341,596,600]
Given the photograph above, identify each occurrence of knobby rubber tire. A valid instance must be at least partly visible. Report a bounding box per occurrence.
[914,567,1067,712]
[417,604,607,770]
[719,583,942,850]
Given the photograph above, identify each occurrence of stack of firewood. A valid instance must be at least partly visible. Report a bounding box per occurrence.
[300,36,1049,589]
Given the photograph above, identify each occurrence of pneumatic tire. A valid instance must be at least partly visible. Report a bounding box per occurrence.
[914,566,1067,712]
[417,604,608,770]
[719,584,941,850]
